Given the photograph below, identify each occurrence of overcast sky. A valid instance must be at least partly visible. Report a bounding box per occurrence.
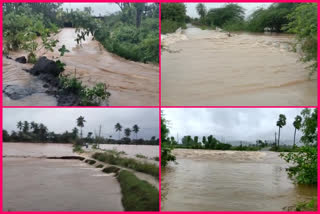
[163,108,311,144]
[62,3,120,16]
[3,108,159,139]
[185,3,272,18]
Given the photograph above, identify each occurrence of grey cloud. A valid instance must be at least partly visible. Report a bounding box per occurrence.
[163,108,311,144]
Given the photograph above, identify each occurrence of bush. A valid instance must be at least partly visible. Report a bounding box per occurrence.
[117,170,159,211]
[161,20,186,34]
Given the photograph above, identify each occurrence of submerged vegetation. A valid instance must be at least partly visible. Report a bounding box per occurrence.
[92,152,159,178]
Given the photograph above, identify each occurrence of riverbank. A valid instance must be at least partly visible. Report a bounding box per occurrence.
[161,25,317,106]
[3,28,159,106]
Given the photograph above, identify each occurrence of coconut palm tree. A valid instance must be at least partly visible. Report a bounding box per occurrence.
[17,121,23,131]
[124,128,131,138]
[115,123,122,140]
[293,115,302,148]
[76,116,86,139]
[132,124,140,139]
[23,121,29,133]
[276,114,287,149]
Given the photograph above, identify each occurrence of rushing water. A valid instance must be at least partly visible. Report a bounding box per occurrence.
[161,26,317,106]
[3,28,159,106]
[99,144,159,159]
[161,149,317,211]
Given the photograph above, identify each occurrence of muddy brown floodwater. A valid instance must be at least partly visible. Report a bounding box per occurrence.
[161,149,317,211]
[3,28,159,106]
[161,26,317,106]
[3,143,123,211]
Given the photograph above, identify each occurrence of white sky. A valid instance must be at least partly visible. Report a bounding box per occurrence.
[62,3,120,16]
[185,3,272,18]
[3,108,159,139]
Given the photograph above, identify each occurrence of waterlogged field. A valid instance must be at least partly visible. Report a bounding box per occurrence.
[161,149,317,211]
[3,142,158,211]
[161,25,317,106]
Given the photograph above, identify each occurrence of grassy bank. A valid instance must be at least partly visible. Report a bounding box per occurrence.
[117,170,159,211]
[92,152,159,178]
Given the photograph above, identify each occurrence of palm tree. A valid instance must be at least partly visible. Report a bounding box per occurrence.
[293,115,302,148]
[196,3,207,23]
[76,116,86,139]
[115,123,122,139]
[23,121,29,133]
[17,121,23,131]
[132,124,140,139]
[276,114,287,149]
[124,128,131,138]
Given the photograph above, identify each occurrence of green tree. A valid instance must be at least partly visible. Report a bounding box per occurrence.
[285,3,317,74]
[276,114,286,148]
[132,124,140,139]
[161,111,176,167]
[133,3,145,28]
[124,128,131,138]
[76,116,86,139]
[17,121,23,131]
[280,108,317,184]
[115,123,123,139]
[196,3,207,24]
[293,115,302,148]
[23,121,29,133]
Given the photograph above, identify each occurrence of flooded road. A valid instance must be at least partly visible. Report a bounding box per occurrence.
[161,26,317,106]
[161,149,317,211]
[99,144,159,159]
[3,143,123,211]
[3,28,159,106]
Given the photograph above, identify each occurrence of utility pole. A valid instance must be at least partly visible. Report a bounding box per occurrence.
[274,132,277,148]
[98,125,102,149]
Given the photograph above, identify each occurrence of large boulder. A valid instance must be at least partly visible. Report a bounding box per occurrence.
[29,57,62,77]
[28,57,62,87]
[15,56,27,64]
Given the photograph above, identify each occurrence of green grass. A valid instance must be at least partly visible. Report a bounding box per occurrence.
[117,170,159,211]
[136,154,147,159]
[73,144,84,153]
[92,152,159,178]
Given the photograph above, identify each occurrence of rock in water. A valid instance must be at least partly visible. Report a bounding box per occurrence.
[3,85,35,100]
[15,56,27,64]
[29,57,62,77]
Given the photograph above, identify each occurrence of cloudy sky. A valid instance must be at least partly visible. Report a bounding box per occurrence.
[3,108,159,139]
[185,3,272,18]
[62,3,120,16]
[163,108,311,144]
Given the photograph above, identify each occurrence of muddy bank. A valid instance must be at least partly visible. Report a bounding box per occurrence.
[3,28,159,106]
[161,26,317,106]
[161,149,317,211]
[3,157,123,211]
